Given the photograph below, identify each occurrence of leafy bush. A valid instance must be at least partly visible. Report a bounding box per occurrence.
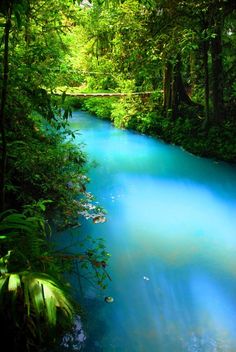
[0,206,110,351]
[81,97,117,119]
[0,210,74,351]
[6,115,88,228]
[81,94,236,163]
[0,92,111,349]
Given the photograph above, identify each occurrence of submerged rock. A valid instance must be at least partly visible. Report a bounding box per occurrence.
[104,296,114,303]
[93,215,106,224]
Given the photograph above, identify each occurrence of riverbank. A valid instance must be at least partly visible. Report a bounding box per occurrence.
[62,95,236,164]
[0,106,110,351]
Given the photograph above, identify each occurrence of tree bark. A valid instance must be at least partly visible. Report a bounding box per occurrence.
[163,55,200,119]
[163,61,172,112]
[211,22,224,121]
[0,3,12,211]
[175,59,195,106]
[203,39,210,122]
[171,60,178,119]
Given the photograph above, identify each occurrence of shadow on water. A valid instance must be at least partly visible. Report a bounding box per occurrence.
[57,110,236,352]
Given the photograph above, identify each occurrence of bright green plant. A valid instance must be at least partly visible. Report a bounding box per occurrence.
[0,206,111,351]
[81,97,117,119]
[0,209,75,351]
[0,270,74,325]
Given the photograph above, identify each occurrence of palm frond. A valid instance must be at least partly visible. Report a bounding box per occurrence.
[8,273,21,291]
[0,271,74,326]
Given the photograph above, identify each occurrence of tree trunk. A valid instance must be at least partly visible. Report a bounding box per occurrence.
[0,3,12,211]
[163,61,172,112]
[163,56,198,119]
[189,52,195,95]
[171,60,179,119]
[176,60,195,106]
[171,56,197,119]
[211,22,224,121]
[203,40,210,122]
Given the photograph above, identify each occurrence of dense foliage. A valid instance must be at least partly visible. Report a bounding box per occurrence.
[0,1,109,351]
[65,0,236,162]
[0,0,236,350]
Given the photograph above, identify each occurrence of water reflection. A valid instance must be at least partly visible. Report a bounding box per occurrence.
[60,111,236,351]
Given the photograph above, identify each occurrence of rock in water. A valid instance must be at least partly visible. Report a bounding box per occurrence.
[104,296,114,303]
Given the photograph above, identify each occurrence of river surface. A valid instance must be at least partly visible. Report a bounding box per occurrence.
[59,110,236,352]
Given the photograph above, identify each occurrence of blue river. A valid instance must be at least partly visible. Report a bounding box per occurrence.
[59,110,236,352]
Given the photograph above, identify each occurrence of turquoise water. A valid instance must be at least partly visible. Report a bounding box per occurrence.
[61,110,236,351]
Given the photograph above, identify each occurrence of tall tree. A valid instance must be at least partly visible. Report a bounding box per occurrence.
[0,0,14,211]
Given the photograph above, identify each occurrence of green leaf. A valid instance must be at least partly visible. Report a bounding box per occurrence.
[8,274,21,291]
[22,272,74,325]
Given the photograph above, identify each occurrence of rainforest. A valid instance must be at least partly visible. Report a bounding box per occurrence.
[0,1,236,351]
